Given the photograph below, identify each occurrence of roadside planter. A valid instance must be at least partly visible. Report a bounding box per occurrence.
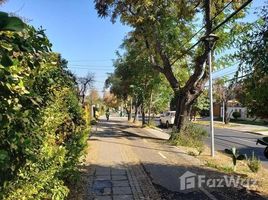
[256,137,268,159]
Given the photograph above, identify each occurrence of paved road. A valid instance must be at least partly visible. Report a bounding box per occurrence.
[202,126,268,168]
[86,117,266,200]
[151,117,268,168]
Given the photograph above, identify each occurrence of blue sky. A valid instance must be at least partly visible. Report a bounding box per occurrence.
[0,0,130,94]
[0,1,265,94]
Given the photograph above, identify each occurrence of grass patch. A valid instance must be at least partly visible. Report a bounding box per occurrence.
[205,161,234,173]
[170,122,207,155]
[193,120,239,128]
[197,146,268,195]
[247,151,261,173]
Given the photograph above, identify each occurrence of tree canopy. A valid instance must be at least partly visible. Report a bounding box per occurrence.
[95,0,249,132]
[235,3,268,118]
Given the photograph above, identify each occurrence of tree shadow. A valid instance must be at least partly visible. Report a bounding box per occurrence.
[68,162,268,200]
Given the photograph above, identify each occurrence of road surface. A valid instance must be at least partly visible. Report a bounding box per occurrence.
[85,117,266,200]
[151,117,268,168]
[203,126,268,168]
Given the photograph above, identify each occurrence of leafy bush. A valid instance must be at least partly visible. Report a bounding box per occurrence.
[0,14,89,199]
[170,122,208,153]
[247,151,261,173]
[232,111,241,120]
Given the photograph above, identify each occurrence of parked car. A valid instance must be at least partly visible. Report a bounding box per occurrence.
[160,111,176,127]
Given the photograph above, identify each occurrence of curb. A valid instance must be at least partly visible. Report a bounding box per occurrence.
[196,123,267,136]
[148,126,165,132]
[244,131,264,136]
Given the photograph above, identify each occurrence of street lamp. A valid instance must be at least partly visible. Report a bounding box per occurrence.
[202,33,219,157]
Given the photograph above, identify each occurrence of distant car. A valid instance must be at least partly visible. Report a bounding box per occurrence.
[159,111,176,127]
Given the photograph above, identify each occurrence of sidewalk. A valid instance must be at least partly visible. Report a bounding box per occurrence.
[85,118,161,200]
[195,120,268,136]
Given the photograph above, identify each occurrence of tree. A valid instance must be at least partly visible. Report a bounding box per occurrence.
[88,88,101,104]
[103,91,120,108]
[213,78,230,123]
[191,90,209,120]
[78,73,95,105]
[235,3,268,119]
[105,42,166,125]
[213,78,242,123]
[94,0,248,134]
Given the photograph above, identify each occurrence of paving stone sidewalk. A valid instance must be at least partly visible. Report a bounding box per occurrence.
[88,167,133,200]
[86,118,161,200]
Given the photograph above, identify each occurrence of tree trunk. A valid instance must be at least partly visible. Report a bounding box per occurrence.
[141,103,146,126]
[224,100,228,124]
[129,97,133,121]
[126,109,131,121]
[148,91,153,124]
[172,93,188,136]
[133,104,139,123]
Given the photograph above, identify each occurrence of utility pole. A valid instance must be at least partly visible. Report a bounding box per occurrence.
[208,50,215,157]
[205,0,215,157]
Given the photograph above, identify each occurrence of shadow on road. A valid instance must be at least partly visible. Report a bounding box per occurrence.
[68,163,268,200]
[92,119,167,141]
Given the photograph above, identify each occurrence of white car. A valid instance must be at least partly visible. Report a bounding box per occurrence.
[159,111,176,127]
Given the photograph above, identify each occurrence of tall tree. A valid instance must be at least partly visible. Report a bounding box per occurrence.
[78,73,95,105]
[95,0,247,134]
[106,44,163,125]
[213,78,239,123]
[235,3,268,119]
[103,91,120,108]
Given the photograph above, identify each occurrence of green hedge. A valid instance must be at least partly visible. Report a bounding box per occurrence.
[0,15,89,199]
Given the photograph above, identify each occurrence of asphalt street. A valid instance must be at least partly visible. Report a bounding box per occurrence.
[203,126,268,168]
[152,117,268,168]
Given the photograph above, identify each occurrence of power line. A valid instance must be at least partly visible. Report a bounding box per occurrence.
[171,0,235,65]
[212,61,239,74]
[68,59,113,62]
[211,0,252,35]
[174,0,234,62]
[68,67,114,70]
[213,67,238,76]
[213,70,237,79]
[68,64,113,67]
[204,73,250,88]
[171,0,252,65]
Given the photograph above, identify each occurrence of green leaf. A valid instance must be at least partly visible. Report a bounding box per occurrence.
[1,54,13,67]
[0,16,25,31]
[1,42,13,51]
[0,149,9,163]
[0,11,8,19]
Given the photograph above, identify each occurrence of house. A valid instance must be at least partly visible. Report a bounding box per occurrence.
[213,100,248,120]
